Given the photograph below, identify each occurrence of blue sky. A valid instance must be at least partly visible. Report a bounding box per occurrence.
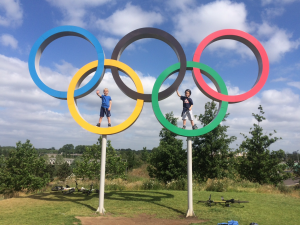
[0,0,300,152]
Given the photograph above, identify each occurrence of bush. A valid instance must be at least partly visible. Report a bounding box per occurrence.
[142,179,165,190]
[166,178,187,191]
[277,183,292,194]
[205,179,228,192]
[56,162,72,181]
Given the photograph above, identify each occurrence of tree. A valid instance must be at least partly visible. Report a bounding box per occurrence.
[75,145,86,154]
[192,101,237,181]
[74,136,127,180]
[141,147,149,163]
[147,112,187,183]
[56,162,72,181]
[106,141,127,179]
[58,144,74,155]
[0,140,50,194]
[237,105,290,185]
[55,154,65,165]
[73,138,102,180]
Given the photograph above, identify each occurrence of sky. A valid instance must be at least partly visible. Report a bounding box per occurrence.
[0,0,300,152]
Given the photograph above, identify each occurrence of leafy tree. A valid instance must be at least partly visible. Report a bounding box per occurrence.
[0,140,49,194]
[55,154,65,165]
[106,141,127,179]
[286,158,295,170]
[237,105,290,185]
[141,147,149,163]
[192,101,237,181]
[122,149,142,170]
[75,145,86,154]
[45,164,56,181]
[73,138,102,180]
[56,162,72,181]
[74,136,127,180]
[58,144,74,155]
[147,112,187,183]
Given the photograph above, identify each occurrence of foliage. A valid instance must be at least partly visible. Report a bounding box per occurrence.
[73,137,102,180]
[205,178,229,192]
[58,144,74,154]
[0,140,50,194]
[286,158,295,169]
[106,140,127,179]
[74,136,127,180]
[45,164,55,181]
[141,147,149,162]
[56,162,73,181]
[74,145,87,154]
[55,154,65,165]
[192,101,237,181]
[237,105,290,185]
[121,149,142,170]
[147,112,187,183]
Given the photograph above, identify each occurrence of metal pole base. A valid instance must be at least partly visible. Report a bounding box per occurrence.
[186,209,195,217]
[96,207,106,215]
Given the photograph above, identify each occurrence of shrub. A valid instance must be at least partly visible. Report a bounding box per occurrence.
[205,179,228,192]
[277,183,292,194]
[142,179,164,190]
[166,178,187,191]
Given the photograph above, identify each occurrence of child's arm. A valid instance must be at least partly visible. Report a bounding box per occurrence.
[189,99,193,111]
[108,100,112,111]
[176,88,181,97]
[96,90,102,98]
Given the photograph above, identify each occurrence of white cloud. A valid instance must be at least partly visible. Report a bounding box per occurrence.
[287,82,300,89]
[257,23,300,62]
[261,0,299,6]
[0,34,18,49]
[271,77,288,82]
[170,0,299,63]
[98,36,119,50]
[46,0,112,27]
[0,0,23,27]
[262,7,285,18]
[172,0,250,47]
[96,3,164,36]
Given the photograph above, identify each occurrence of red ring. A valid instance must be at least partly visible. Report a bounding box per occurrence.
[193,29,269,103]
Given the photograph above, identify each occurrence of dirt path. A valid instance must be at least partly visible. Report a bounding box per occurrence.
[77,214,207,225]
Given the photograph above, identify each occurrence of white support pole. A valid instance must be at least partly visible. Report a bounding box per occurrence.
[186,137,195,217]
[97,135,107,214]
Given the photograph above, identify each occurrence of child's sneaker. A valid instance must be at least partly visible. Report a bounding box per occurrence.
[96,123,100,127]
[182,125,186,129]
[192,124,198,130]
[108,123,111,127]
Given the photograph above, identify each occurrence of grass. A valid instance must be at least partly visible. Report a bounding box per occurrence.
[0,190,299,225]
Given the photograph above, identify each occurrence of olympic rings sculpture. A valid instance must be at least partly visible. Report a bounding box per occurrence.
[28,26,269,137]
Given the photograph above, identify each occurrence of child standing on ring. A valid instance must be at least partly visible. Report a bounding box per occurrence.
[96,88,112,127]
[176,88,198,130]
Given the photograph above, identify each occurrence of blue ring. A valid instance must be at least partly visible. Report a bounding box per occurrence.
[28,26,105,100]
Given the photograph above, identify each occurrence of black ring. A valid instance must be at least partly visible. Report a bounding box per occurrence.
[111,28,187,102]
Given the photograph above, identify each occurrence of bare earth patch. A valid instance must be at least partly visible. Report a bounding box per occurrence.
[77,214,206,225]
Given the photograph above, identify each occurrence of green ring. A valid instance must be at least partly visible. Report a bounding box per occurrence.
[151,61,228,137]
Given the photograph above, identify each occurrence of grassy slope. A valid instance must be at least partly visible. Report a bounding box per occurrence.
[0,190,299,225]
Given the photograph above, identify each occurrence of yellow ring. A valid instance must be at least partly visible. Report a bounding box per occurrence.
[67,59,144,135]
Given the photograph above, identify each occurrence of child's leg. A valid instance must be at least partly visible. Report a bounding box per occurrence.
[98,117,103,123]
[183,119,187,126]
[190,120,194,126]
[107,117,111,124]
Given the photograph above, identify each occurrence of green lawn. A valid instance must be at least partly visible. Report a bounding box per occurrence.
[0,190,299,225]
